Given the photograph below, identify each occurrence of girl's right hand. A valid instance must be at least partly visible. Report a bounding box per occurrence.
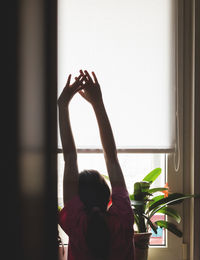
[78,70,103,106]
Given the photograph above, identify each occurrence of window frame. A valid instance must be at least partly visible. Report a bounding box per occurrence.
[57,0,193,259]
[149,0,185,258]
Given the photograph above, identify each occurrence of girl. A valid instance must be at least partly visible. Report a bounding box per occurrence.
[58,70,135,260]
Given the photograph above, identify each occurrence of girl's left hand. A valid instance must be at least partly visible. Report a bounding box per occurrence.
[58,72,85,107]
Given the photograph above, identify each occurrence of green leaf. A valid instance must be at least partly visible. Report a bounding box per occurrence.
[132,208,140,215]
[142,214,158,234]
[149,193,195,218]
[157,207,181,223]
[149,195,164,207]
[143,168,162,183]
[149,193,195,213]
[146,195,164,215]
[134,214,140,229]
[102,174,109,180]
[155,220,183,237]
[148,187,168,194]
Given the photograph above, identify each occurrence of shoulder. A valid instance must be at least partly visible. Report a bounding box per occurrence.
[109,185,134,222]
[59,195,87,235]
[111,185,130,205]
[112,185,129,196]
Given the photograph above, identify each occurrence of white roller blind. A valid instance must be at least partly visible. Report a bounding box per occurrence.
[58,0,176,150]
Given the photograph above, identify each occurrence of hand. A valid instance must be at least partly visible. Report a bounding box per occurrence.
[58,72,85,107]
[78,70,103,106]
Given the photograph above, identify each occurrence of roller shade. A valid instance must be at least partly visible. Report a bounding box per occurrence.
[58,0,176,150]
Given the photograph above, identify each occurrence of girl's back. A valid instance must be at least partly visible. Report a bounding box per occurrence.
[59,185,135,260]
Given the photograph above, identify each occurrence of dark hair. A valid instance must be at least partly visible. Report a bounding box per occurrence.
[78,170,111,259]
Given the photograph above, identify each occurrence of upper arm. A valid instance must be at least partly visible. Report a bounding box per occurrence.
[105,156,127,188]
[109,186,134,229]
[63,155,79,204]
[59,195,86,237]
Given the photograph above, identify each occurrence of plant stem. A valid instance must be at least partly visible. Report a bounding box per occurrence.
[138,214,146,233]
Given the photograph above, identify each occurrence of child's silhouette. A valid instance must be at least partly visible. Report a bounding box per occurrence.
[58,70,135,260]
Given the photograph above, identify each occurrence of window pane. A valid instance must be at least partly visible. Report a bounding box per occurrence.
[58,0,176,149]
[58,153,166,201]
[149,214,166,246]
[58,153,166,246]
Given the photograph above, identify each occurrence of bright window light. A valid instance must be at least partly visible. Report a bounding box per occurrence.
[58,0,176,149]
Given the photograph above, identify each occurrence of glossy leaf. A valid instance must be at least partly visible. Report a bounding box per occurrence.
[148,195,164,207]
[149,193,195,218]
[143,214,158,234]
[155,220,183,237]
[148,187,168,194]
[157,207,181,223]
[134,214,140,228]
[149,193,195,211]
[142,168,162,183]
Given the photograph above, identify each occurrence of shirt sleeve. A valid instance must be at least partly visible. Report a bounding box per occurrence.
[58,195,87,237]
[109,185,134,224]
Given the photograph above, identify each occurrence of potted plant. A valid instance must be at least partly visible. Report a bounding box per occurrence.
[129,167,197,260]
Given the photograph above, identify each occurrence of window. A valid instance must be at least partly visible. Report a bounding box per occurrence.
[57,0,183,258]
[58,153,167,246]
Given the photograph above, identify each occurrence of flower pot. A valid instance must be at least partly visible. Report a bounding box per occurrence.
[134,232,152,260]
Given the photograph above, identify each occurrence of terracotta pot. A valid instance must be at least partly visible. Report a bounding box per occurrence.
[134,232,152,260]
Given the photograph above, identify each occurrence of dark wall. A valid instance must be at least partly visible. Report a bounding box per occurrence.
[7,1,58,260]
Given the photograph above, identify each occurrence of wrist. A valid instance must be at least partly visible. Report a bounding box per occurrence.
[92,99,104,110]
[57,100,70,110]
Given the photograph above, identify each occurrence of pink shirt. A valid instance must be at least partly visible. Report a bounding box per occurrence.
[59,186,135,260]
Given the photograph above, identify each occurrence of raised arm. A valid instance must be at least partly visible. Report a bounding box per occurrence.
[58,73,85,204]
[79,70,126,188]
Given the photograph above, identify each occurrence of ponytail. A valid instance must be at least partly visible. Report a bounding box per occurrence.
[78,170,111,259]
[86,207,110,260]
